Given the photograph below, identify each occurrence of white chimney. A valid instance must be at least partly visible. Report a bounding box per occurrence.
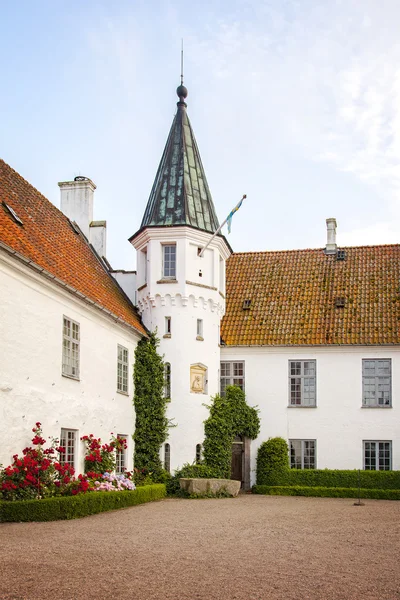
[58,176,96,239]
[89,220,107,258]
[325,218,337,254]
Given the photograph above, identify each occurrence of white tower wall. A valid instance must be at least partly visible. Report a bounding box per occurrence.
[132,226,231,471]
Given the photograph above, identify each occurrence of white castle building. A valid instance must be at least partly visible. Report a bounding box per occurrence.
[1,82,399,488]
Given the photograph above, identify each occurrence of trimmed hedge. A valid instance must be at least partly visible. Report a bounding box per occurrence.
[0,484,166,523]
[257,468,400,490]
[253,485,400,500]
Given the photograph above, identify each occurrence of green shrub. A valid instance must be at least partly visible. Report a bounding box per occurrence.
[256,438,289,486]
[166,463,221,496]
[133,333,169,477]
[252,485,400,501]
[203,386,260,478]
[0,484,166,523]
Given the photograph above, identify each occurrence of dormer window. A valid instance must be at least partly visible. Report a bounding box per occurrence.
[162,244,176,279]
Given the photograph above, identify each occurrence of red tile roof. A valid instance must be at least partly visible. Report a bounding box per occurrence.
[222,246,400,346]
[0,159,146,336]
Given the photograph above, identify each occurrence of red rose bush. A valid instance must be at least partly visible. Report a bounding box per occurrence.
[0,423,134,501]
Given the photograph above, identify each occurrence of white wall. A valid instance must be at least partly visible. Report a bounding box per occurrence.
[221,346,400,484]
[0,254,140,473]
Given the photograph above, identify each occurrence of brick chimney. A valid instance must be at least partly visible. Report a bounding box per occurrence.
[325,218,337,254]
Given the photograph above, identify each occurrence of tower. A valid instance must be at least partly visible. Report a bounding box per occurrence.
[130,83,231,471]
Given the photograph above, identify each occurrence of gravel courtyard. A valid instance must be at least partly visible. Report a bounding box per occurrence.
[1,495,399,600]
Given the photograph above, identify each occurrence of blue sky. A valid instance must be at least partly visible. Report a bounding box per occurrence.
[1,0,400,269]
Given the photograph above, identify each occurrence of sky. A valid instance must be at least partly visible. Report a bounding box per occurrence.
[1,0,400,270]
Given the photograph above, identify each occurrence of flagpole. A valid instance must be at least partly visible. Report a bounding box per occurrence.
[198,195,246,258]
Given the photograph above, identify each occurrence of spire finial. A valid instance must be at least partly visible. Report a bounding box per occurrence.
[177,39,188,105]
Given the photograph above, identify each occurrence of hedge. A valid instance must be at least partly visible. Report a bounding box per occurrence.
[253,485,400,500]
[257,468,400,490]
[0,484,166,523]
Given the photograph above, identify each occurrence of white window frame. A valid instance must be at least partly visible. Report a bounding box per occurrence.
[162,244,176,279]
[362,359,392,407]
[220,361,245,396]
[363,440,392,471]
[288,360,316,407]
[289,439,316,469]
[115,434,128,474]
[62,316,80,379]
[117,345,129,394]
[60,428,77,468]
[164,362,171,398]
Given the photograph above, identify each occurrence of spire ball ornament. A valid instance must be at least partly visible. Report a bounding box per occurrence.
[177,84,188,100]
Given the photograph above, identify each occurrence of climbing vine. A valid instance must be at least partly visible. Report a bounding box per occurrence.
[202,386,260,478]
[133,332,169,478]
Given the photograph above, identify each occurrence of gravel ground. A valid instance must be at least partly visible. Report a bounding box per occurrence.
[1,495,399,600]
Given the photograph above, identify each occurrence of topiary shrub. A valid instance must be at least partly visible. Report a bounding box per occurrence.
[202,386,260,478]
[256,437,290,486]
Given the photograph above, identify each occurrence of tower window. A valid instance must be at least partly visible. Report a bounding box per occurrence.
[197,319,203,339]
[162,244,176,279]
[165,317,171,336]
[164,443,171,473]
[164,362,171,398]
[196,444,202,464]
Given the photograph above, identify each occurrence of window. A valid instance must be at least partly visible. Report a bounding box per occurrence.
[165,316,171,336]
[117,345,129,394]
[62,317,80,379]
[142,248,147,283]
[164,362,171,398]
[364,441,392,470]
[162,244,176,279]
[164,443,170,472]
[289,360,316,406]
[220,361,245,396]
[197,319,203,339]
[196,444,202,464]
[290,440,316,469]
[116,434,128,474]
[59,429,77,467]
[362,359,391,407]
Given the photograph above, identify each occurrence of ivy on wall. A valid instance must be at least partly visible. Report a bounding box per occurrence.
[133,332,169,476]
[202,385,260,478]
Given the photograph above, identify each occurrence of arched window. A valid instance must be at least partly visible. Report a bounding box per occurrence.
[164,443,170,473]
[164,362,171,398]
[196,443,202,464]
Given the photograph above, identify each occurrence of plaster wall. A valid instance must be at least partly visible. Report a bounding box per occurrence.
[221,346,400,484]
[112,271,137,306]
[0,254,139,473]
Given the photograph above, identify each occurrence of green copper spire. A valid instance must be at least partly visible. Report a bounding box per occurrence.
[140,85,220,233]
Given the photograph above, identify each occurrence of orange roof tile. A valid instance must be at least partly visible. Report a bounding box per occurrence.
[0,159,146,336]
[222,247,400,346]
